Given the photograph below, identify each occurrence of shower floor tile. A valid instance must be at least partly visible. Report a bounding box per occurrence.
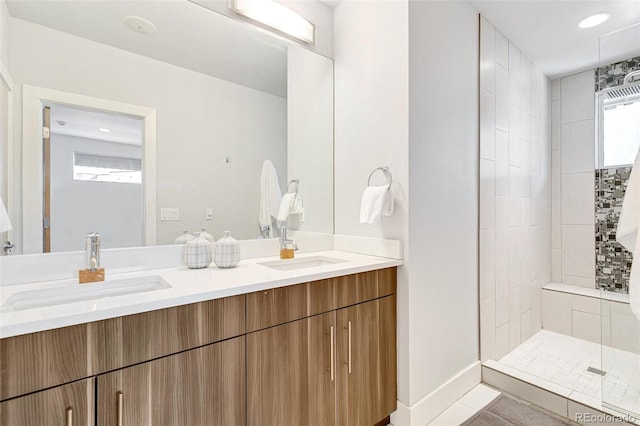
[499,330,640,418]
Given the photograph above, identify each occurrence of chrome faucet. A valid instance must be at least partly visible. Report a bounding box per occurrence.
[86,232,101,271]
[279,224,298,251]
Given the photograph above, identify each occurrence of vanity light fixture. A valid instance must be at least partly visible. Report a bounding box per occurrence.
[578,12,611,29]
[231,0,315,45]
[98,128,111,133]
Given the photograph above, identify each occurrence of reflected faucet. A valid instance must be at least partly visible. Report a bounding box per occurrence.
[260,224,271,239]
[3,241,14,255]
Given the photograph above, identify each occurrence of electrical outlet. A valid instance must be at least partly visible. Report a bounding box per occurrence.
[206,208,214,220]
[160,208,179,221]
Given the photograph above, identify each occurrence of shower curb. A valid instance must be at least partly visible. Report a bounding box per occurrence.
[482,361,638,425]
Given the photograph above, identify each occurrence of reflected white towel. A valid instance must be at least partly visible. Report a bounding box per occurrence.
[0,196,12,234]
[617,150,640,320]
[359,185,394,226]
[259,160,282,227]
[277,193,304,222]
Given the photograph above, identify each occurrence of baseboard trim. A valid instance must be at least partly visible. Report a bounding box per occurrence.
[390,361,481,425]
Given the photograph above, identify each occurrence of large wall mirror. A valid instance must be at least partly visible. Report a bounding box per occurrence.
[3,0,334,254]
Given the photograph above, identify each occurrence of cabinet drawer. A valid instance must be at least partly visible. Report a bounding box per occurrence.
[92,294,245,372]
[0,324,90,401]
[247,268,397,332]
[0,378,94,426]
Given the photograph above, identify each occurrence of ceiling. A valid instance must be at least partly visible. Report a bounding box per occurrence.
[469,0,640,79]
[6,0,289,97]
[50,104,143,145]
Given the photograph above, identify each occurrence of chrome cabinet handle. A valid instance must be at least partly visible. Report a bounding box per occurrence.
[117,391,123,426]
[345,321,352,374]
[330,325,335,381]
[66,407,73,426]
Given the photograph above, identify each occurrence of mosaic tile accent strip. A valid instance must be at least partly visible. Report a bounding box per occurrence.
[596,55,640,92]
[595,166,632,293]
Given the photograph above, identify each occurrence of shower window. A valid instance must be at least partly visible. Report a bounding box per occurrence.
[597,87,640,168]
[73,152,142,184]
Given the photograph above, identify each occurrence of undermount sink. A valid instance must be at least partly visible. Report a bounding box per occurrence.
[0,275,171,312]
[258,256,347,271]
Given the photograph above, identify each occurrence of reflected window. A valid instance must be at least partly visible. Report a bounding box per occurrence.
[73,152,142,184]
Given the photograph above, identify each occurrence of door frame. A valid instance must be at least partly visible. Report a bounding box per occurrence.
[22,84,157,253]
[0,60,14,246]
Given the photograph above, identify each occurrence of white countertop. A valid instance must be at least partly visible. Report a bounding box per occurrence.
[0,251,402,339]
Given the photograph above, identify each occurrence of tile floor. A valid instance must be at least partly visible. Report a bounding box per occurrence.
[499,330,640,418]
[427,384,501,425]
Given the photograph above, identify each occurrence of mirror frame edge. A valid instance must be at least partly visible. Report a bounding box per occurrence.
[21,84,157,254]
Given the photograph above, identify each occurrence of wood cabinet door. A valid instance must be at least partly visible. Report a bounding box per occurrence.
[97,337,245,426]
[0,378,94,426]
[247,311,336,426]
[336,295,396,426]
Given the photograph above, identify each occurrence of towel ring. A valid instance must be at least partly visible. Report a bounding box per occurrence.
[367,167,392,190]
[287,179,299,194]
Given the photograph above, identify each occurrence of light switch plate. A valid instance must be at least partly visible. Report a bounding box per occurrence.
[160,208,179,221]
[205,208,214,220]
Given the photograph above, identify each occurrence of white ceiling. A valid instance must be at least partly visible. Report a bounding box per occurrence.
[50,104,143,145]
[469,0,640,79]
[6,0,289,97]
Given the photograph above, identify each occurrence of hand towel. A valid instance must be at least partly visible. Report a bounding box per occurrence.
[0,196,12,234]
[617,150,640,320]
[359,185,394,226]
[259,160,282,228]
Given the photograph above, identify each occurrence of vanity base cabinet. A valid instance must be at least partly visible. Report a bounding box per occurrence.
[97,337,245,426]
[246,312,336,426]
[0,378,94,426]
[337,295,397,426]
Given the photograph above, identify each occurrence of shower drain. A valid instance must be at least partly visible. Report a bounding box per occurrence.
[587,366,607,376]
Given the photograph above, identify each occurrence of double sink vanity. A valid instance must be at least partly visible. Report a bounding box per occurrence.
[0,250,400,426]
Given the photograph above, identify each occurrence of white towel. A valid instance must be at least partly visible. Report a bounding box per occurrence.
[0,196,12,234]
[359,185,394,226]
[617,150,640,320]
[277,192,304,222]
[259,160,282,228]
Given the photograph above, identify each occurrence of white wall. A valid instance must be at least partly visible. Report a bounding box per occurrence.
[49,134,143,252]
[408,0,479,406]
[287,45,333,233]
[551,71,596,287]
[479,18,552,361]
[0,0,8,67]
[333,0,410,404]
[9,17,287,249]
[334,1,480,423]
[0,0,10,250]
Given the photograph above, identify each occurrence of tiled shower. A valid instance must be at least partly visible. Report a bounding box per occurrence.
[480,16,640,422]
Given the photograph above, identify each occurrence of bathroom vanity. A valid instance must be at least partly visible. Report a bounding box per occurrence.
[0,253,398,426]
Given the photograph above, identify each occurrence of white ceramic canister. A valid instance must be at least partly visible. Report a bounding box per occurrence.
[184,232,212,269]
[214,231,241,268]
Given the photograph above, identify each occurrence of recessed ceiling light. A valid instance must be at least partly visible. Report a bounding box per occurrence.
[123,16,157,35]
[98,128,111,133]
[578,13,611,29]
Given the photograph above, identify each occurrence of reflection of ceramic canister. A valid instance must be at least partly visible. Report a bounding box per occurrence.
[86,232,101,271]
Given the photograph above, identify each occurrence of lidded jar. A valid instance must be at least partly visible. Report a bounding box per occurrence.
[175,230,194,244]
[184,232,212,269]
[214,231,240,268]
